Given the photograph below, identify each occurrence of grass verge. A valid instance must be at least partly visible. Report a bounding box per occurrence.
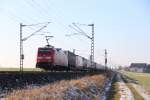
[121,71,150,94]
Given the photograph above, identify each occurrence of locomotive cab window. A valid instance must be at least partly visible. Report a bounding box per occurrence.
[38,49,53,54]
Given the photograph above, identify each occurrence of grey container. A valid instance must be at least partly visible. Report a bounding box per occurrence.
[65,51,76,68]
[82,57,88,68]
[75,55,83,68]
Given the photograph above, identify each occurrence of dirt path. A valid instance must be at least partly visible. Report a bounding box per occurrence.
[117,74,134,100]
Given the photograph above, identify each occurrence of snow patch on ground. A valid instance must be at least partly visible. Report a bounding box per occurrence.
[117,74,134,100]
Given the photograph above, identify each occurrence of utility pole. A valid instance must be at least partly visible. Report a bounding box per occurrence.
[89,24,94,68]
[104,49,107,70]
[20,23,24,72]
[20,22,50,72]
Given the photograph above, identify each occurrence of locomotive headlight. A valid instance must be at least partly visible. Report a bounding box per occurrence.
[37,57,43,59]
[46,57,51,59]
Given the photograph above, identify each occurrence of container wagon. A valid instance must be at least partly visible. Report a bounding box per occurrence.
[82,57,88,68]
[75,55,83,70]
[64,51,76,70]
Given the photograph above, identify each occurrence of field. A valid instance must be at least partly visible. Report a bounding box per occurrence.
[0,67,43,72]
[121,71,150,94]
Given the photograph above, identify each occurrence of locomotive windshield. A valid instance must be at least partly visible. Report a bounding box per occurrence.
[38,48,52,54]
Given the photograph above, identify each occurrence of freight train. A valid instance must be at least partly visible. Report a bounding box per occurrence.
[36,45,105,71]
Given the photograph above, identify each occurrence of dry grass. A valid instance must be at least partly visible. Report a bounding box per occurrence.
[64,75,106,100]
[113,83,121,100]
[107,83,120,100]
[6,80,70,100]
[5,74,107,100]
[107,75,121,100]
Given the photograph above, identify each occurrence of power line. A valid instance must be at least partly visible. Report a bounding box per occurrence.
[2,9,27,23]
[32,0,50,18]
[19,1,41,22]
[23,0,58,34]
[36,0,74,34]
[72,23,92,39]
[25,0,78,41]
[45,0,74,32]
[2,6,40,24]
[23,0,49,20]
[11,2,42,23]
[22,22,50,41]
[4,10,50,34]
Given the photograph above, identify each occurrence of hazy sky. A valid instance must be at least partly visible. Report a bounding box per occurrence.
[0,0,150,68]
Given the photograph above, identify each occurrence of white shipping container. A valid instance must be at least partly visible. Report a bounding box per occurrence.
[75,56,83,68]
[54,48,68,67]
[87,60,91,68]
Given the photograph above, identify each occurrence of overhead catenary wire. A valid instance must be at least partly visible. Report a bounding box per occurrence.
[2,9,28,23]
[11,0,53,34]
[23,22,51,27]
[22,22,50,41]
[24,0,49,20]
[25,0,71,46]
[2,4,42,25]
[19,2,41,22]
[71,23,92,39]
[11,1,42,23]
[41,0,92,54]
[68,25,82,34]
[44,0,75,32]
[31,0,50,18]
[16,0,89,48]
[4,0,76,36]
[24,0,70,34]
[72,23,87,34]
[32,0,74,34]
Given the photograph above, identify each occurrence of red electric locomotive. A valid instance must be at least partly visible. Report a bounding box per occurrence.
[36,46,68,70]
[36,47,54,70]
